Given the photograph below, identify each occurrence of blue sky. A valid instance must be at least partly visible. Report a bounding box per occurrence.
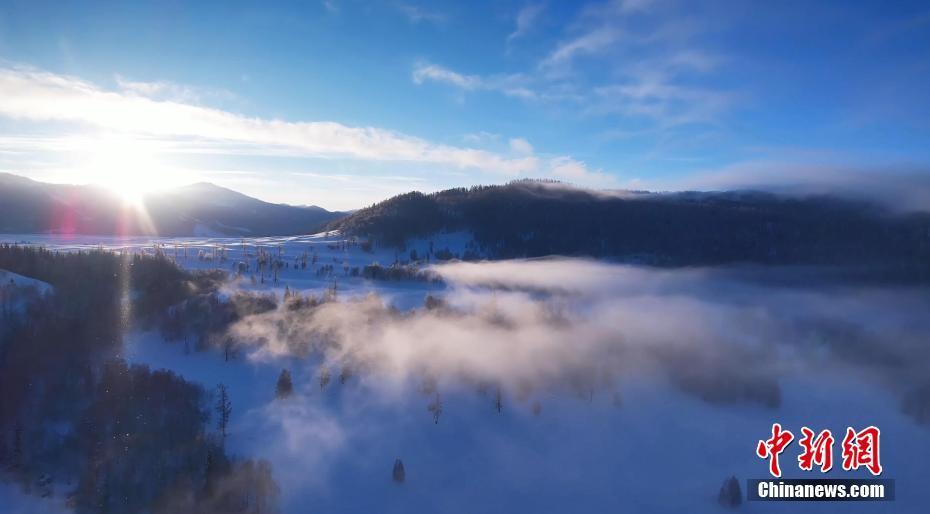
[1,0,929,209]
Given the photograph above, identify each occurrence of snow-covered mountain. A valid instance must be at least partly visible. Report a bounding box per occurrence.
[0,173,343,236]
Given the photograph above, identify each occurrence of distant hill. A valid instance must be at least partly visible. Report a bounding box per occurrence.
[0,173,342,236]
[329,179,930,271]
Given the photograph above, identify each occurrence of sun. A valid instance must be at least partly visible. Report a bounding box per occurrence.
[79,135,173,206]
[100,173,150,207]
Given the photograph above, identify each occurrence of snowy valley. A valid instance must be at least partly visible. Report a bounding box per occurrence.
[2,233,928,513]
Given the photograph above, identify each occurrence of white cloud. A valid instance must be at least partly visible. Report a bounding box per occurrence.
[115,75,236,104]
[540,27,621,71]
[667,49,720,73]
[507,3,546,43]
[393,2,446,24]
[0,64,631,202]
[509,137,534,156]
[547,155,616,187]
[412,63,482,90]
[412,62,539,100]
[590,71,732,126]
[462,131,501,144]
[414,1,730,130]
[0,65,541,176]
[534,0,656,71]
[651,160,930,213]
[603,0,657,15]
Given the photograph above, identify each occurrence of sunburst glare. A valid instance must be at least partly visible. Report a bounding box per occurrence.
[78,135,181,206]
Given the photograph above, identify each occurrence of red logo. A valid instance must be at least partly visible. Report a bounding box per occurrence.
[798,427,834,473]
[757,424,881,477]
[841,426,882,476]
[756,423,794,478]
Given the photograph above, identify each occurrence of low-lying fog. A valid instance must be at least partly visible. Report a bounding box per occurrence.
[231,258,930,407]
[126,257,930,513]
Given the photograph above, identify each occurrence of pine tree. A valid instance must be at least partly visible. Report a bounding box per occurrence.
[223,337,234,362]
[215,384,232,446]
[204,446,216,496]
[275,369,293,399]
[339,366,352,384]
[718,475,742,508]
[392,459,406,483]
[203,443,228,498]
[495,387,503,413]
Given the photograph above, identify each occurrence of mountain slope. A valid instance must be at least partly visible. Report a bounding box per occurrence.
[0,173,342,236]
[330,179,930,269]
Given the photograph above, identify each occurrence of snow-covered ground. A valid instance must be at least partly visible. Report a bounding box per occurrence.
[3,232,929,513]
[122,330,927,514]
[0,231,474,269]
[1,268,52,314]
[0,269,52,294]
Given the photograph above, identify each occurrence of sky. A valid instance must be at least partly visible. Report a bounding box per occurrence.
[0,0,929,210]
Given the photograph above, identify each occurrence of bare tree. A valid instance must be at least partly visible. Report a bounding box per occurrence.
[319,367,331,391]
[216,384,232,446]
[427,393,443,424]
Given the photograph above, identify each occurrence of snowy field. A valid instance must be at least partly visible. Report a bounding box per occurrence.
[0,231,468,310]
[1,269,53,316]
[2,233,929,513]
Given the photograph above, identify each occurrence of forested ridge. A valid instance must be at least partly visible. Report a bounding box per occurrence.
[330,180,930,273]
